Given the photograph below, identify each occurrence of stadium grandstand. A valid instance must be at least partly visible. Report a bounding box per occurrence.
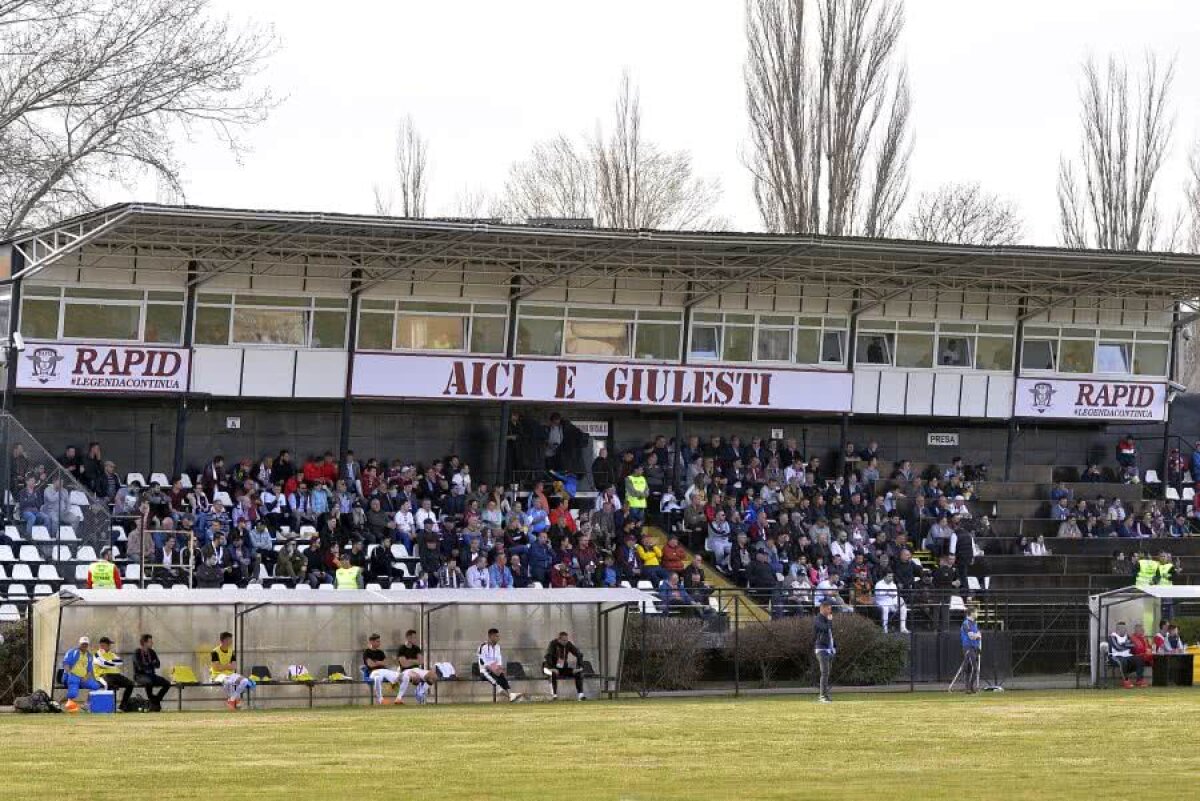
[1,203,1199,698]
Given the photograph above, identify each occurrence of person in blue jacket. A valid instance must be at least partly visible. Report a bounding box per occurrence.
[960,606,982,694]
[61,635,103,712]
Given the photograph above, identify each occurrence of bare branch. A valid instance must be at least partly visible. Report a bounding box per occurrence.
[0,0,277,238]
[1056,53,1175,250]
[386,114,428,218]
[905,181,1023,245]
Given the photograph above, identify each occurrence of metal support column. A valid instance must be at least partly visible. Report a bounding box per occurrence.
[3,249,24,413]
[673,303,692,489]
[173,261,199,479]
[1005,317,1026,481]
[495,277,521,487]
[339,267,363,459]
[1163,303,1181,492]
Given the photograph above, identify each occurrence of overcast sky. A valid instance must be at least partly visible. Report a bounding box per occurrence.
[157,0,1200,245]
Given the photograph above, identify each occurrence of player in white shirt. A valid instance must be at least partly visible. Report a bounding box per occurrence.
[477,627,522,702]
[371,665,436,705]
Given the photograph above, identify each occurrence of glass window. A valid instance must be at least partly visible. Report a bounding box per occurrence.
[937,335,972,367]
[689,325,720,359]
[62,303,140,340]
[1058,339,1094,373]
[357,312,393,350]
[470,316,507,354]
[195,306,231,345]
[1021,339,1056,371]
[795,328,821,364]
[21,298,60,340]
[722,326,753,362]
[634,323,680,361]
[564,320,630,357]
[821,331,845,364]
[516,317,563,356]
[856,333,894,365]
[310,311,347,349]
[1133,342,1168,376]
[895,333,934,368]
[395,314,465,351]
[1096,342,1131,373]
[144,304,183,344]
[756,328,792,361]
[975,337,1014,371]
[232,308,307,346]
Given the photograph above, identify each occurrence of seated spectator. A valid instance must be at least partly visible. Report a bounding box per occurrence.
[657,571,705,615]
[1130,623,1154,666]
[437,558,466,589]
[274,540,308,586]
[729,533,753,587]
[874,571,908,633]
[1050,497,1071,521]
[1163,623,1187,654]
[489,554,514,589]
[248,520,275,574]
[1057,517,1082,538]
[1049,481,1073,503]
[596,553,619,588]
[466,555,492,589]
[16,475,48,536]
[1108,621,1147,688]
[635,532,668,585]
[1026,535,1051,556]
[661,533,687,574]
[1081,464,1104,483]
[681,554,711,604]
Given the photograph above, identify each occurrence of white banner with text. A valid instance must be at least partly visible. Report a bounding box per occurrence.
[1014,377,1167,421]
[352,353,853,412]
[16,343,190,393]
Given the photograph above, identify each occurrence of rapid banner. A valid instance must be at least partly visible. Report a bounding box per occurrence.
[16,343,190,393]
[352,353,853,412]
[1014,377,1167,421]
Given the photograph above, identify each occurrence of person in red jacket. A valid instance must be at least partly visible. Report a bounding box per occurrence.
[661,533,688,573]
[1130,623,1154,669]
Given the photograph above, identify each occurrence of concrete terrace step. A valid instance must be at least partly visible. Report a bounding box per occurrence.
[975,482,1142,503]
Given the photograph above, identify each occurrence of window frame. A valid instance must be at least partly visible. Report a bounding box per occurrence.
[687,312,850,368]
[196,292,349,349]
[355,298,509,356]
[21,284,186,345]
[1019,326,1167,378]
[516,304,682,362]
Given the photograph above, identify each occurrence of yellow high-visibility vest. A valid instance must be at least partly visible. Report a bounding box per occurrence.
[627,475,648,509]
[95,648,123,677]
[210,644,235,679]
[335,566,360,590]
[1158,562,1175,587]
[1135,559,1159,588]
[90,561,116,588]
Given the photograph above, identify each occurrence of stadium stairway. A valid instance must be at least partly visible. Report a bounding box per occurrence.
[641,525,770,623]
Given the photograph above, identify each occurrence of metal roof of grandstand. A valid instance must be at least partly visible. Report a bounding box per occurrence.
[56,587,651,606]
[7,202,1200,305]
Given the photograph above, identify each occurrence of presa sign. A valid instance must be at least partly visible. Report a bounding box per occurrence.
[352,353,853,412]
[1014,377,1166,421]
[17,343,190,393]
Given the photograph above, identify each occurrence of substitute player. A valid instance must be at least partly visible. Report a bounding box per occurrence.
[477,627,522,702]
[543,631,587,701]
[210,631,254,711]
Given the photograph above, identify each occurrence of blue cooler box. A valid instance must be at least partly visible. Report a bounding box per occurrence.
[89,690,115,714]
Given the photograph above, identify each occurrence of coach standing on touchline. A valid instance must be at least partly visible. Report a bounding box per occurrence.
[814,599,835,703]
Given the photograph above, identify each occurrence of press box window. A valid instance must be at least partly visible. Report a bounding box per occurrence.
[689,325,721,360]
[1096,342,1131,374]
[856,333,894,365]
[936,335,972,367]
[1021,339,1056,371]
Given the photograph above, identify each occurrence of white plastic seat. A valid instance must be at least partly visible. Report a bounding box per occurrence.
[270,583,290,591]
[76,545,97,562]
[18,545,42,562]
[150,472,170,487]
[75,564,90,582]
[299,525,317,536]
[11,563,34,581]
[213,491,233,507]
[317,583,335,591]
[967,576,982,591]
[257,564,270,581]
[68,490,90,506]
[0,604,20,622]
[949,594,967,611]
[1166,487,1181,501]
[1145,469,1161,484]
[294,583,312,591]
[1184,487,1196,502]
[124,564,141,581]
[31,526,51,542]
[58,526,78,542]
[532,581,544,589]
[170,583,189,591]
[5,525,22,542]
[366,544,378,558]
[37,564,61,582]
[69,505,85,522]
[0,546,15,562]
[7,583,28,598]
[145,583,165,591]
[126,472,147,487]
[636,580,654,590]
[221,583,239,591]
[390,544,409,559]
[619,580,632,589]
[365,582,383,591]
[33,583,53,596]
[0,565,6,580]
[393,562,413,578]
[60,584,78,594]
[178,474,193,489]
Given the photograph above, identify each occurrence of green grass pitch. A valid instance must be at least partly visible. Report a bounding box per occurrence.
[5,690,1198,800]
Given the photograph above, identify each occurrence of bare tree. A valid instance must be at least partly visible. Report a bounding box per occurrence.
[498,74,724,229]
[744,0,912,236]
[0,0,276,238]
[448,185,493,219]
[374,114,428,217]
[1185,144,1200,253]
[905,182,1023,245]
[1057,55,1175,250]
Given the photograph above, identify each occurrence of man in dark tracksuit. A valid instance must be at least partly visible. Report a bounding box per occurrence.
[814,600,836,703]
[960,607,982,694]
[543,631,587,701]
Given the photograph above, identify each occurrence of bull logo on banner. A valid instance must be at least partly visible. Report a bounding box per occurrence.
[26,347,63,384]
[1028,381,1056,413]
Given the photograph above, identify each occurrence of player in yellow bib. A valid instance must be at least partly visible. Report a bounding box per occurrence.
[210,631,254,710]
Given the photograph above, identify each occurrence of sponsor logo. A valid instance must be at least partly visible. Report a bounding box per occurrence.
[1028,381,1056,413]
[26,347,64,384]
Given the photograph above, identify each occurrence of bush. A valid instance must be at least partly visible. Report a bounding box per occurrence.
[727,613,908,687]
[621,616,707,692]
[0,619,31,704]
[1173,617,1200,646]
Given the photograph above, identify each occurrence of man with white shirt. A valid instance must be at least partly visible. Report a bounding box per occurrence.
[874,571,909,634]
[415,498,439,531]
[831,531,855,564]
[260,483,290,532]
[466,555,492,588]
[477,627,522,702]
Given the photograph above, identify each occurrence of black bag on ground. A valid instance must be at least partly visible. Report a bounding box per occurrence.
[14,689,60,713]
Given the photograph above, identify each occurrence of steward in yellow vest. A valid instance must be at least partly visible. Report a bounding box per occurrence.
[625,465,649,518]
[1135,556,1160,588]
[89,548,120,589]
[336,557,362,590]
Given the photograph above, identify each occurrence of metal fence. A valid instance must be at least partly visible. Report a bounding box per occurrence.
[0,411,113,566]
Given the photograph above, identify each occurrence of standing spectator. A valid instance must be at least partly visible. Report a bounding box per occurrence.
[1115,435,1137,471]
[814,600,836,703]
[960,607,982,693]
[932,554,958,631]
[83,442,105,494]
[591,447,616,491]
[201,455,227,497]
[61,445,85,484]
[625,464,649,523]
[133,634,171,712]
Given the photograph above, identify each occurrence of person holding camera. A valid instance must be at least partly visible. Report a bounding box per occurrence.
[814,599,836,703]
[960,606,982,693]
